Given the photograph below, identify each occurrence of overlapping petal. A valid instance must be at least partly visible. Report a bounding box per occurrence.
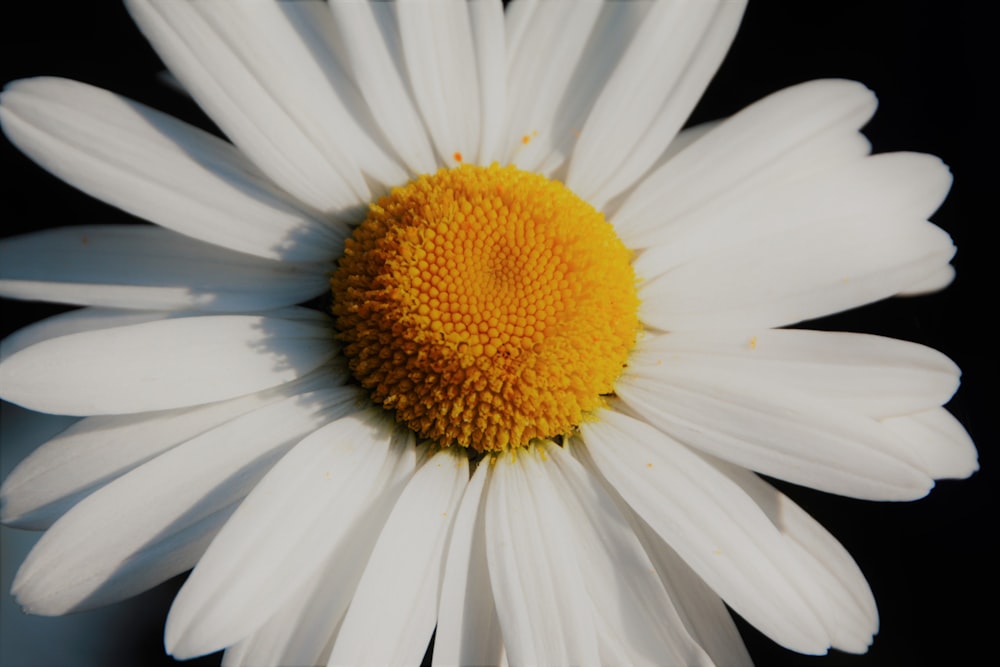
[1,372,336,529]
[0,309,336,416]
[11,384,358,615]
[0,77,342,263]
[616,329,960,498]
[0,225,327,311]
[166,409,413,659]
[125,0,402,213]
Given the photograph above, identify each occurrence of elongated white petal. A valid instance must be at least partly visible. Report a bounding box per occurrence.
[579,409,832,654]
[568,0,746,207]
[639,216,955,331]
[630,151,953,281]
[395,0,480,165]
[613,79,879,244]
[0,372,337,529]
[166,409,407,659]
[882,408,979,480]
[326,0,437,174]
[11,386,357,615]
[254,0,409,189]
[223,440,417,667]
[433,460,504,667]
[501,0,603,173]
[0,77,342,263]
[0,226,326,311]
[1,308,176,361]
[713,461,879,654]
[625,329,960,419]
[469,0,507,164]
[898,264,956,295]
[126,0,383,214]
[485,447,601,666]
[623,508,752,667]
[329,447,469,665]
[0,310,336,416]
[545,444,713,666]
[617,363,936,500]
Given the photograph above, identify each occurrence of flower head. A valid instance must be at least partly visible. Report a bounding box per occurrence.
[0,1,978,666]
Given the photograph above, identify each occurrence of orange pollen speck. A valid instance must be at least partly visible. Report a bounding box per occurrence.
[330,163,640,452]
[453,151,463,163]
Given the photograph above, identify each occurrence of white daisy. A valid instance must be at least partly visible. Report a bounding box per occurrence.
[0,1,979,666]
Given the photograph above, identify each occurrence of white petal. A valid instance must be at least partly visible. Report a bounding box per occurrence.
[613,79,879,245]
[0,310,336,415]
[224,439,418,667]
[617,348,937,500]
[622,509,752,667]
[485,447,601,666]
[898,264,956,295]
[469,0,508,164]
[1,308,178,360]
[0,77,342,263]
[626,329,960,418]
[326,0,437,174]
[639,217,955,331]
[0,226,327,311]
[433,460,505,667]
[545,444,713,666]
[165,409,408,660]
[630,151,953,280]
[712,461,879,654]
[501,0,603,173]
[568,0,746,206]
[11,385,357,615]
[256,0,410,190]
[395,0,481,165]
[125,0,378,213]
[882,408,979,480]
[329,447,469,666]
[1,372,336,529]
[579,409,832,654]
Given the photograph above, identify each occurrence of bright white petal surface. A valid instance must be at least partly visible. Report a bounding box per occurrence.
[223,440,418,667]
[0,77,342,263]
[0,309,335,416]
[712,460,878,654]
[0,308,178,361]
[501,0,603,173]
[329,447,469,666]
[580,409,834,654]
[485,447,601,666]
[625,329,960,418]
[0,372,335,529]
[433,459,505,667]
[633,148,954,329]
[613,79,879,245]
[882,408,979,480]
[567,0,745,207]
[395,0,481,165]
[621,508,752,667]
[325,0,437,174]
[166,409,410,660]
[544,444,713,666]
[126,0,393,214]
[0,226,327,311]
[11,385,357,615]
[617,330,947,499]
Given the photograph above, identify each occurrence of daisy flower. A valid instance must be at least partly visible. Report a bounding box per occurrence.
[0,1,980,666]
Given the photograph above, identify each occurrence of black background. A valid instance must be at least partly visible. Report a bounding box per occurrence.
[1,2,995,666]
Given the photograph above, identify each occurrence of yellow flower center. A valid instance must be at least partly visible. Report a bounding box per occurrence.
[331,164,639,452]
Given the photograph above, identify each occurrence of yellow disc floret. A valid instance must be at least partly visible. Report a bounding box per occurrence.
[331,164,639,452]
